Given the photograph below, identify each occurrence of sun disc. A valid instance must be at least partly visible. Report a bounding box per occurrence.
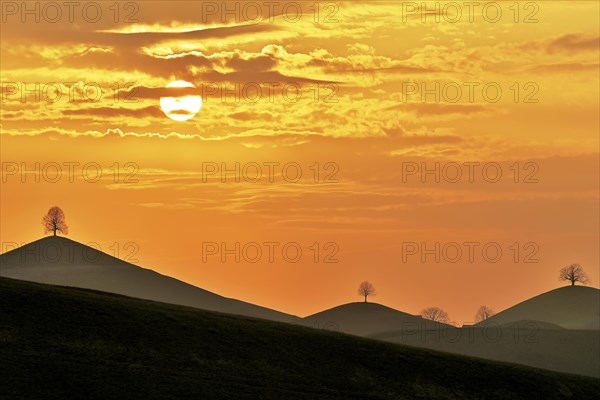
[159,80,202,121]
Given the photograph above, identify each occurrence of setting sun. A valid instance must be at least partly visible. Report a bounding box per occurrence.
[159,80,202,121]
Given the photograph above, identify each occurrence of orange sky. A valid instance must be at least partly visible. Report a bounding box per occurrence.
[1,0,599,324]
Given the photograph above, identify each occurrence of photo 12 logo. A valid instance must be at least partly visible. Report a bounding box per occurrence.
[1,162,139,184]
[201,162,339,183]
[199,1,340,24]
[401,241,540,264]
[1,82,139,104]
[1,1,140,23]
[201,241,340,264]
[1,241,140,265]
[396,321,540,345]
[199,82,339,104]
[400,1,540,24]
[401,162,540,184]
[401,81,540,104]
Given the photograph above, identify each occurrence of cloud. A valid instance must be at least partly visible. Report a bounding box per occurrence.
[547,34,600,53]
[62,106,164,118]
[384,133,464,145]
[228,111,276,120]
[529,63,600,73]
[388,104,487,116]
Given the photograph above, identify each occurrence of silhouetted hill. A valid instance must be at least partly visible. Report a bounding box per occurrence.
[303,302,451,336]
[1,278,598,400]
[372,322,599,378]
[477,286,600,330]
[0,236,298,323]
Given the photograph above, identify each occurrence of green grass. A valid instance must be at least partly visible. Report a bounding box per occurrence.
[1,277,598,400]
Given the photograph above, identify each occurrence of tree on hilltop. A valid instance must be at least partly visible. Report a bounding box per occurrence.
[559,264,589,286]
[42,207,68,236]
[358,281,376,303]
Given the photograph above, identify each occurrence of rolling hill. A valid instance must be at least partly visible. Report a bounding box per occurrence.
[303,302,451,336]
[1,277,599,400]
[0,236,298,323]
[476,286,600,330]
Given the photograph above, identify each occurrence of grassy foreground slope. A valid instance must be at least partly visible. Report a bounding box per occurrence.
[1,278,598,400]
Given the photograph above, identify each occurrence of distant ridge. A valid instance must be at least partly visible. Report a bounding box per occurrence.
[476,286,600,330]
[0,236,299,324]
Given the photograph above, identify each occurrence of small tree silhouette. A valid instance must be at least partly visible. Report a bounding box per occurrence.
[559,264,589,286]
[474,305,495,322]
[42,207,68,236]
[420,306,449,323]
[358,281,376,303]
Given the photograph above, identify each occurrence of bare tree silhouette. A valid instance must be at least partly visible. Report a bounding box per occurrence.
[559,264,589,286]
[42,207,68,236]
[420,307,449,323]
[474,305,495,322]
[358,281,376,303]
